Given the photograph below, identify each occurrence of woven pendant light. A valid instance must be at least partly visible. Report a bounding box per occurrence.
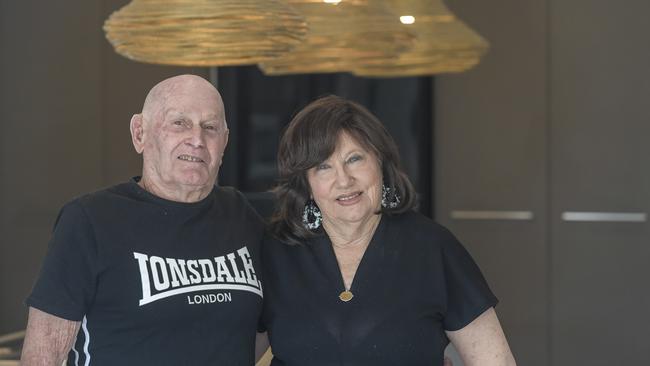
[259,0,415,75]
[352,0,489,77]
[104,0,307,67]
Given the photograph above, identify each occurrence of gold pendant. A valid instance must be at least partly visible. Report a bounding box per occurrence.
[339,290,354,302]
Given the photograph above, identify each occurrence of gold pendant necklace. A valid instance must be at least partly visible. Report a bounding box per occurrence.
[339,290,354,302]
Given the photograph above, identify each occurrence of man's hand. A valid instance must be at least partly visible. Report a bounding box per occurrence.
[21,307,80,366]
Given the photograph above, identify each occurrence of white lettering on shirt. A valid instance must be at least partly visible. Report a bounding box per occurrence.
[133,246,262,306]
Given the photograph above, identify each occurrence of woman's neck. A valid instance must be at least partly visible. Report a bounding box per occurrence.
[323,213,381,249]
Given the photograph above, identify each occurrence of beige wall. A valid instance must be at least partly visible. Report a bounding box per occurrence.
[0,0,206,333]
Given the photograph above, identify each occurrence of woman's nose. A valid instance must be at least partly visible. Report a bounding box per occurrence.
[334,166,354,187]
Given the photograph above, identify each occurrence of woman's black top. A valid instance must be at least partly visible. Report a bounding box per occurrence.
[260,211,498,366]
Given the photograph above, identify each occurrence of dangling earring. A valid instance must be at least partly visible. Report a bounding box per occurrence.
[381,184,401,209]
[302,199,322,230]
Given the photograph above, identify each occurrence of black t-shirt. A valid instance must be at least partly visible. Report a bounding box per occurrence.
[260,211,498,366]
[27,180,264,366]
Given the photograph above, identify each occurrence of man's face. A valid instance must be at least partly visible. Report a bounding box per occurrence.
[141,83,228,193]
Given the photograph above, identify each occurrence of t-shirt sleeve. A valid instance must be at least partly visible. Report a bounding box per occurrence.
[440,228,498,331]
[26,200,99,321]
[257,319,267,333]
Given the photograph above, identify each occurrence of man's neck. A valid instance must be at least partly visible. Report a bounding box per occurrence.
[138,177,211,203]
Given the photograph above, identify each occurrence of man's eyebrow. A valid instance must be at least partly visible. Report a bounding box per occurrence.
[200,116,221,123]
[161,109,224,126]
[163,108,183,117]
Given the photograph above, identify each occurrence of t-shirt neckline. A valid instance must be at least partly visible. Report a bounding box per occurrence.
[128,176,217,209]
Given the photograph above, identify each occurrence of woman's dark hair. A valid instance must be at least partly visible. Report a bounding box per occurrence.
[270,95,417,245]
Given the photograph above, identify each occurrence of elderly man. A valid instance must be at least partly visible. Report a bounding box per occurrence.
[21,75,265,365]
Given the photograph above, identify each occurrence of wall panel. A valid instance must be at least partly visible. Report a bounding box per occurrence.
[436,0,548,364]
[549,0,650,363]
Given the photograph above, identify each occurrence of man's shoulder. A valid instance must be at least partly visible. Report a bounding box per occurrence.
[212,186,264,212]
[64,181,134,213]
[212,187,267,230]
[78,181,131,200]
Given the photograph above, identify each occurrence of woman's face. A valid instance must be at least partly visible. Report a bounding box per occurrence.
[307,132,383,228]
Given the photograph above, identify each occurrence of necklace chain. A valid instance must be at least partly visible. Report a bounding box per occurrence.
[328,217,380,302]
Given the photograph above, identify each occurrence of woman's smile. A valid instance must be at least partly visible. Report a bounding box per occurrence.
[336,191,363,205]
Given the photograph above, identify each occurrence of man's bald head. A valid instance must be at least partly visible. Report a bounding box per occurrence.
[130,74,230,202]
[141,74,226,129]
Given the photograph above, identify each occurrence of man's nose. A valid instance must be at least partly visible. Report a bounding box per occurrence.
[186,126,205,148]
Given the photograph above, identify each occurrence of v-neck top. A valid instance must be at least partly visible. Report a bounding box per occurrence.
[260,211,498,366]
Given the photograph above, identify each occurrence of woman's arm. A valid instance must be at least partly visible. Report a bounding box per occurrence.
[445,307,516,366]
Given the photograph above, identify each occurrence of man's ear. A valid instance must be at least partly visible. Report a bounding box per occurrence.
[130,114,145,154]
[217,129,229,167]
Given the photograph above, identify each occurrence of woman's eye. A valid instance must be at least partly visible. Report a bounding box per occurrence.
[173,120,183,126]
[316,163,330,171]
[347,155,363,163]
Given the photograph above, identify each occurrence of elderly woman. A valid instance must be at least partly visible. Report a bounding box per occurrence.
[257,96,516,366]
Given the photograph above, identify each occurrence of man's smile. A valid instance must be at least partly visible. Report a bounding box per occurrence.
[178,154,205,163]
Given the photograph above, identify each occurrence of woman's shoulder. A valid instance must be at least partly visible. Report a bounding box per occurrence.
[384,211,469,260]
[388,210,456,243]
[261,232,286,249]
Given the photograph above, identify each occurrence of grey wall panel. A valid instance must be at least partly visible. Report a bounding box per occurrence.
[0,0,104,334]
[0,0,7,334]
[436,0,548,364]
[550,0,650,363]
[550,225,650,365]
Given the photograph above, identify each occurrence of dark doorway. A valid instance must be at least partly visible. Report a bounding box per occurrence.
[215,66,434,218]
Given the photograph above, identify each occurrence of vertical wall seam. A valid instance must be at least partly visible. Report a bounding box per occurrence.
[545,0,554,363]
[100,0,108,186]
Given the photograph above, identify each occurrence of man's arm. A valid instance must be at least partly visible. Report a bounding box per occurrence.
[445,307,516,366]
[21,307,80,366]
